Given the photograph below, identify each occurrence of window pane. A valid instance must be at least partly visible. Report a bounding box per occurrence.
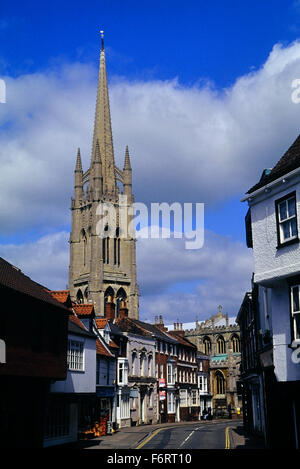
[288,198,296,217]
[291,218,298,237]
[279,201,287,221]
[294,313,300,340]
[293,287,300,313]
[282,221,290,240]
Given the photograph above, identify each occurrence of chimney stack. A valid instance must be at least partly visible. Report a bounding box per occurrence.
[119,300,129,320]
[105,296,116,320]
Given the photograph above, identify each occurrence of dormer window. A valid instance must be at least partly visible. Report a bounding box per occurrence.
[276,192,298,247]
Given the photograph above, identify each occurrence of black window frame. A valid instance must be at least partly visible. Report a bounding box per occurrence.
[275,191,299,249]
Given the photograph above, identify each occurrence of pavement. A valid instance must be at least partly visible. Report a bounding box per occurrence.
[61,418,265,450]
[229,425,266,449]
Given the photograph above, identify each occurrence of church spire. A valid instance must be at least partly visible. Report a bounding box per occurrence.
[75,147,82,171]
[91,30,116,195]
[123,145,131,170]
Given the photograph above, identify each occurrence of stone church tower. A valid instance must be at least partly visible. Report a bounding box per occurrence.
[69,33,139,318]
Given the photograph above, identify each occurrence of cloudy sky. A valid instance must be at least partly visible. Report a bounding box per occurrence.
[2,1,300,324]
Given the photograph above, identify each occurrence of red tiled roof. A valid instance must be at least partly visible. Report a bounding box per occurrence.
[73,304,94,316]
[96,338,113,357]
[168,331,197,348]
[49,290,70,304]
[0,257,69,312]
[109,339,119,349]
[95,318,108,329]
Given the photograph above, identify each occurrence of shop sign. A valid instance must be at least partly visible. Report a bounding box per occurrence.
[159,378,166,388]
[130,388,139,398]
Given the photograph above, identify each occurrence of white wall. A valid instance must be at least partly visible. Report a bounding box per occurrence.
[250,176,300,285]
[50,333,96,393]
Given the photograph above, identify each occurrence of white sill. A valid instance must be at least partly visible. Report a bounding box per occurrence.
[290,340,300,349]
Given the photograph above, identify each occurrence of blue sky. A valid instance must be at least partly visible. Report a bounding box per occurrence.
[2,0,300,322]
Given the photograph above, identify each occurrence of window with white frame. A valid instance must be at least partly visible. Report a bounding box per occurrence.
[167,363,175,385]
[191,390,197,406]
[199,361,203,372]
[118,359,128,385]
[276,192,298,246]
[131,352,137,375]
[149,389,153,407]
[167,391,175,413]
[199,375,208,393]
[67,339,84,371]
[148,355,153,377]
[199,375,203,391]
[160,364,164,379]
[120,394,130,419]
[140,352,145,376]
[180,389,187,406]
[290,284,300,342]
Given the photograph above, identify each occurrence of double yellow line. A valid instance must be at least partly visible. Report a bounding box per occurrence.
[225,426,231,449]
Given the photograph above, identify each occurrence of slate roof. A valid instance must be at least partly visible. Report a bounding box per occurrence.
[68,314,95,338]
[248,134,300,193]
[0,257,69,312]
[116,317,153,338]
[167,331,197,348]
[132,319,179,343]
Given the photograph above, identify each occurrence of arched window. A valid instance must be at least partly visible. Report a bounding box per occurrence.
[231,335,240,353]
[116,288,127,317]
[148,354,153,376]
[140,351,146,377]
[215,370,225,395]
[114,228,121,266]
[81,230,87,267]
[84,286,89,303]
[102,225,109,264]
[203,337,211,355]
[217,336,226,354]
[131,351,137,375]
[76,289,84,304]
[104,287,115,311]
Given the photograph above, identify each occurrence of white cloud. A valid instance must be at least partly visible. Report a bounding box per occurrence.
[0,231,69,290]
[2,41,300,233]
[0,228,253,324]
[137,230,253,323]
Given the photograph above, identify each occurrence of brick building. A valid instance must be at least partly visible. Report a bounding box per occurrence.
[0,257,69,448]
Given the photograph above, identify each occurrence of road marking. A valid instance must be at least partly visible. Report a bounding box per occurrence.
[135,427,167,449]
[179,430,195,448]
[225,426,231,449]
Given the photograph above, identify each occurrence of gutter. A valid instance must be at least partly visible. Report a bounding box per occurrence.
[240,165,300,202]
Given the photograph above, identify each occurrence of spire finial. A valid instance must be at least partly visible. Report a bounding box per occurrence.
[100,30,104,51]
[75,147,82,171]
[124,145,131,170]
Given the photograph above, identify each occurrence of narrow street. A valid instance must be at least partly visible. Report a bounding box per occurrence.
[137,421,238,450]
[67,419,265,450]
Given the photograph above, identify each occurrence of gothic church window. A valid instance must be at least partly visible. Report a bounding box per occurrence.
[217,336,226,354]
[215,370,225,395]
[231,335,240,353]
[203,337,211,355]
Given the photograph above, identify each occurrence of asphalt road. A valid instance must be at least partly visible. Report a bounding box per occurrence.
[139,421,239,450]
